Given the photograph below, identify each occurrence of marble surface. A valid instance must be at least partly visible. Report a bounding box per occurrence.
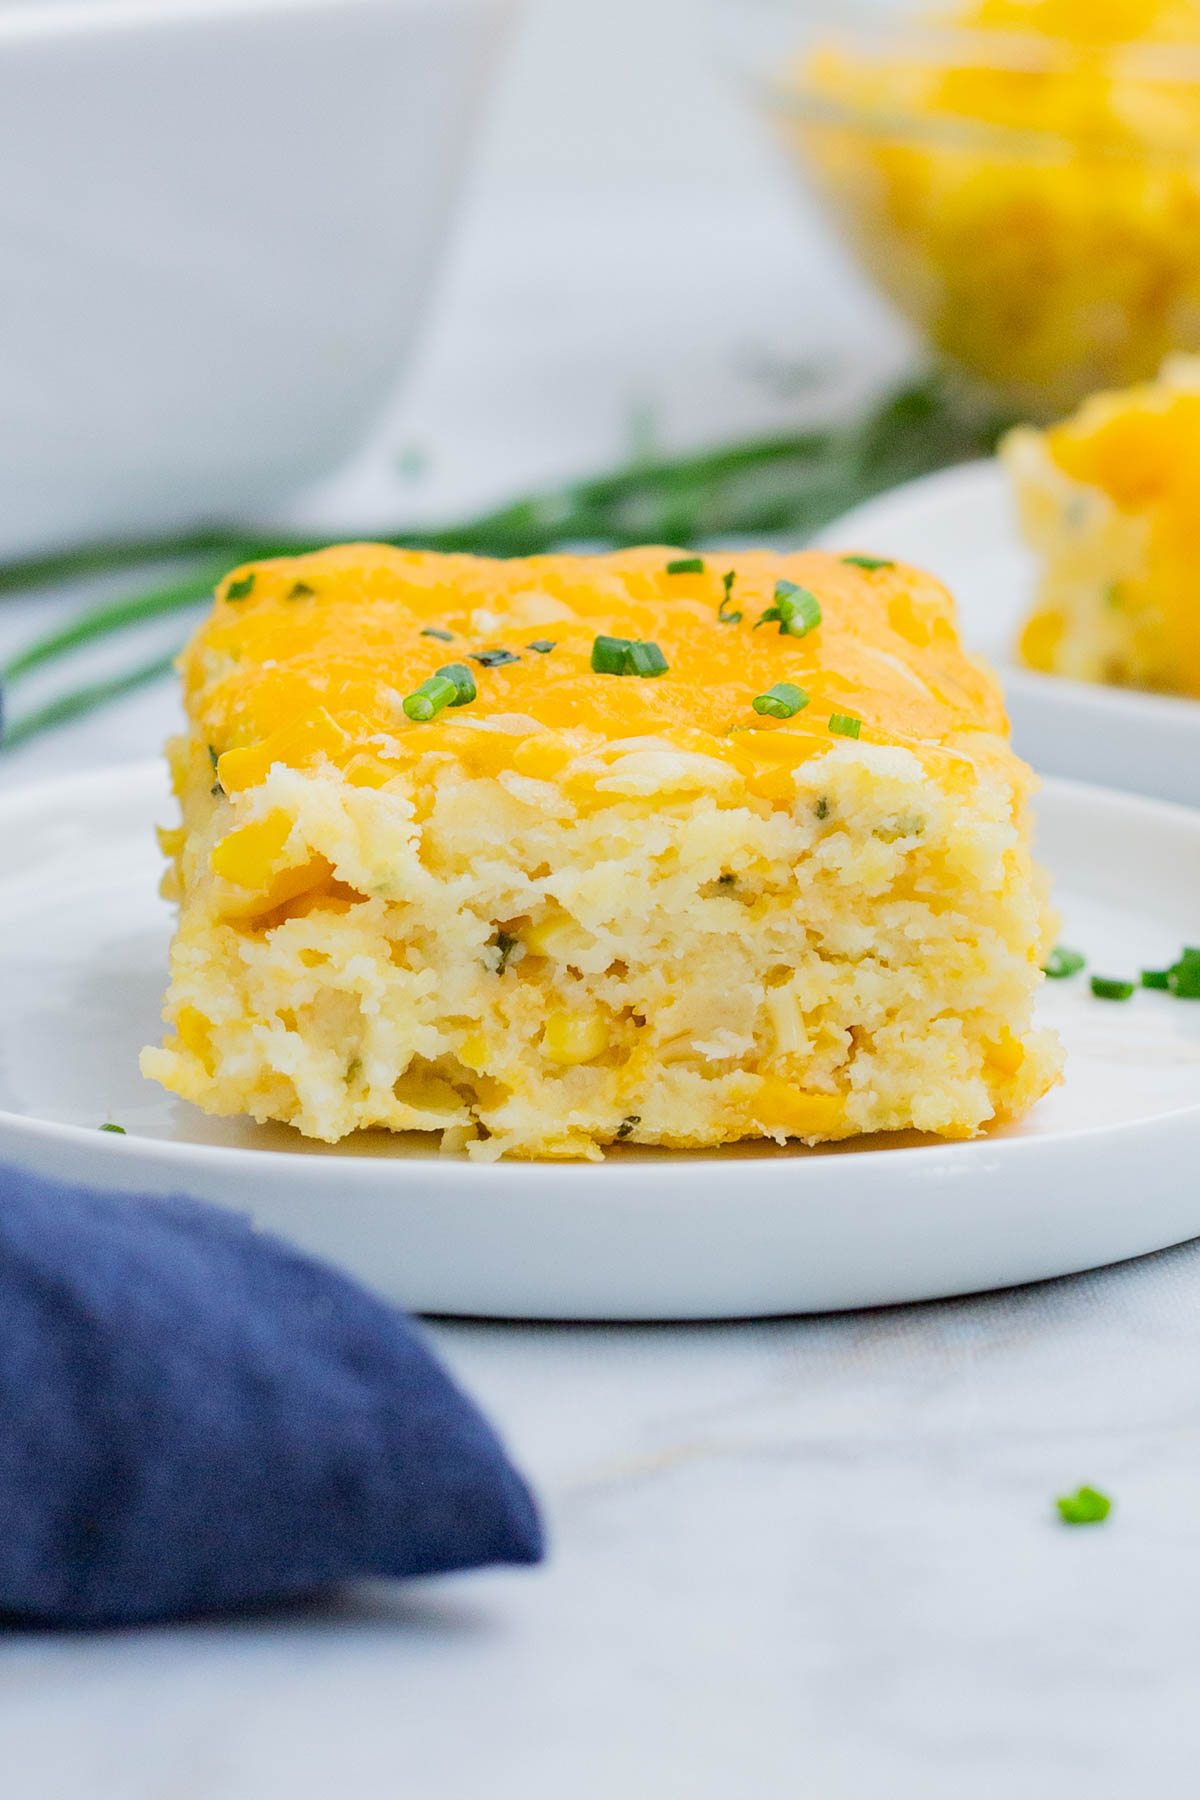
[1,0,1195,1792]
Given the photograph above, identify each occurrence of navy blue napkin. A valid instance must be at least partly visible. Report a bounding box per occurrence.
[0,1164,542,1627]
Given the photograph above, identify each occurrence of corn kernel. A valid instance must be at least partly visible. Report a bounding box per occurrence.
[175,1005,212,1063]
[526,912,595,961]
[754,1077,846,1138]
[542,1011,609,1066]
[211,811,295,888]
[985,1029,1025,1078]
[512,733,572,780]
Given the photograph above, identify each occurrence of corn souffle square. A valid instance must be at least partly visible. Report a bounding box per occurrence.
[1008,355,1200,696]
[140,544,1062,1160]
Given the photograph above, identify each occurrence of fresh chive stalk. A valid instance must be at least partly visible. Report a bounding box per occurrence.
[828,713,861,738]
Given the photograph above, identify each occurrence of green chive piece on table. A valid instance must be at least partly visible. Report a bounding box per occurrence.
[436,663,477,707]
[666,557,705,575]
[225,573,256,601]
[402,673,459,722]
[828,713,861,739]
[1167,946,1200,998]
[1091,976,1134,1001]
[1056,1486,1112,1525]
[1044,946,1086,979]
[752,681,809,720]
[99,1123,126,1134]
[1142,968,1171,990]
[841,554,894,571]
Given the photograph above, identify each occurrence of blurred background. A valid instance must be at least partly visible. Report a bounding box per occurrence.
[300,0,913,529]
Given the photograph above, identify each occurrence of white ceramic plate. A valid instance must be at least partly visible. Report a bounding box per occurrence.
[2,760,1199,1320]
[814,460,1200,809]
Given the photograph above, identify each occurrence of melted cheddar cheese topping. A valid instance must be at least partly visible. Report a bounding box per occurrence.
[184,544,1012,803]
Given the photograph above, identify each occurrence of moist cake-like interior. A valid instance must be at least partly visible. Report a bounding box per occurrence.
[1008,355,1200,696]
[140,544,1062,1161]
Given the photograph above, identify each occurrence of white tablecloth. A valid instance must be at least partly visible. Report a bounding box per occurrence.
[1,2,1192,1792]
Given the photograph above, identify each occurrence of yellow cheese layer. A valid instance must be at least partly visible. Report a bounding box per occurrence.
[183,544,1010,794]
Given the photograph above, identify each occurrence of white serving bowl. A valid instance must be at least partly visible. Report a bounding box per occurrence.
[0,0,511,556]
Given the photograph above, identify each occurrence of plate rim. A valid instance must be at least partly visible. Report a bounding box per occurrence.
[1,754,1199,1190]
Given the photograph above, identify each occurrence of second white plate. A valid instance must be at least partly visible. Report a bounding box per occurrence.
[1,762,1199,1318]
[815,459,1200,809]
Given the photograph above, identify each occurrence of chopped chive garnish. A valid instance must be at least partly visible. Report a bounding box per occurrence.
[99,1122,126,1134]
[1056,1486,1111,1525]
[470,648,521,668]
[287,581,315,601]
[436,662,476,707]
[208,744,224,798]
[753,681,809,719]
[666,557,705,575]
[1142,967,1171,990]
[421,626,454,642]
[615,1115,641,1140]
[493,931,519,974]
[225,573,256,601]
[1166,946,1200,998]
[627,640,668,677]
[403,673,459,722]
[841,554,894,572]
[815,796,829,820]
[754,580,821,638]
[590,636,668,677]
[527,640,557,653]
[718,571,742,624]
[1043,946,1086,979]
[1091,976,1134,1001]
[592,634,632,675]
[828,713,861,739]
